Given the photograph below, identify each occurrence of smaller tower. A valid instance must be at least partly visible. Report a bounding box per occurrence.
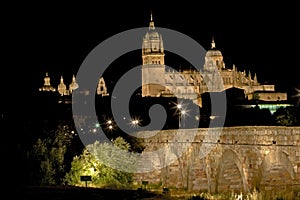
[97,77,109,96]
[39,72,56,92]
[69,74,79,93]
[202,37,225,92]
[57,75,68,96]
[141,13,166,97]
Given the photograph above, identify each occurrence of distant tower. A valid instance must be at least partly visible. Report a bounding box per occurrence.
[39,72,56,92]
[97,77,109,96]
[141,13,165,97]
[69,74,79,93]
[202,38,225,92]
[203,37,225,72]
[57,75,68,96]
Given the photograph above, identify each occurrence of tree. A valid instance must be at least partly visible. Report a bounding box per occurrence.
[64,136,136,188]
[32,123,75,185]
[273,106,299,126]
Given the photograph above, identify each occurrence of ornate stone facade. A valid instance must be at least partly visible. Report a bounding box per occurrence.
[141,16,286,107]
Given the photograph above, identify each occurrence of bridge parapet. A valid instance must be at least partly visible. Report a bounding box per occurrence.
[134,126,300,194]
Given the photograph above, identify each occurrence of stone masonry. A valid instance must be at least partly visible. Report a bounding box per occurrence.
[133,126,300,194]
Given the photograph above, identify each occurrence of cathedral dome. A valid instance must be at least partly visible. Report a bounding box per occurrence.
[206,49,222,57]
[205,38,222,57]
[142,14,164,54]
[144,14,160,40]
[144,30,160,40]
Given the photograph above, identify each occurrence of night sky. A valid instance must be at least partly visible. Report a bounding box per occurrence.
[4,2,299,102]
[2,2,300,193]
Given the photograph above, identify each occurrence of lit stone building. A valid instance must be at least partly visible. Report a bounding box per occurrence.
[40,15,287,107]
[39,72,56,92]
[39,72,109,97]
[141,15,287,107]
[96,77,109,97]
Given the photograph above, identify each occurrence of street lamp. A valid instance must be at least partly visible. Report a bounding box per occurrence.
[179,108,187,128]
[108,125,113,130]
[175,103,188,128]
[131,119,139,127]
[106,119,115,132]
[177,103,182,110]
[171,101,191,129]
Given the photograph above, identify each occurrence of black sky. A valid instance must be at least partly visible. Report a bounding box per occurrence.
[4,2,299,100]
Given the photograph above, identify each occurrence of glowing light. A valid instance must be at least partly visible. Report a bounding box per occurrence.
[130,117,140,128]
[104,119,115,132]
[177,104,182,109]
[89,167,95,174]
[172,101,190,128]
[210,115,216,120]
[131,119,139,125]
[292,87,300,105]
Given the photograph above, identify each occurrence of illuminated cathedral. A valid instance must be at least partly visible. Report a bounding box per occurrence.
[39,14,287,107]
[141,15,287,106]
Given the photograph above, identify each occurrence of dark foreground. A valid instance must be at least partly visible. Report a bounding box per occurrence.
[21,186,182,200]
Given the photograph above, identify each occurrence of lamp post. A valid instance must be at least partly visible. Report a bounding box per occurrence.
[176,103,187,128]
[131,119,139,127]
[180,109,186,128]
[106,119,114,132]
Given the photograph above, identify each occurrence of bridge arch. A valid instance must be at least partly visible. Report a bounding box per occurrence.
[215,149,248,193]
[258,150,295,191]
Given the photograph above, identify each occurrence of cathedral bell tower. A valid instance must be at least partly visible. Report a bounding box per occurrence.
[142,13,165,97]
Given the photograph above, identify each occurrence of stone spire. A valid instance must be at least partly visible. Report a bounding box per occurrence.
[69,74,79,93]
[211,36,216,49]
[149,11,155,30]
[58,75,67,96]
[248,71,252,80]
[254,73,258,84]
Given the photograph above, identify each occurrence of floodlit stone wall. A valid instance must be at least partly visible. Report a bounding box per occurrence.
[133,126,300,193]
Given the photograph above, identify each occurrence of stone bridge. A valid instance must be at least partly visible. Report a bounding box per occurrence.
[133,126,300,194]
